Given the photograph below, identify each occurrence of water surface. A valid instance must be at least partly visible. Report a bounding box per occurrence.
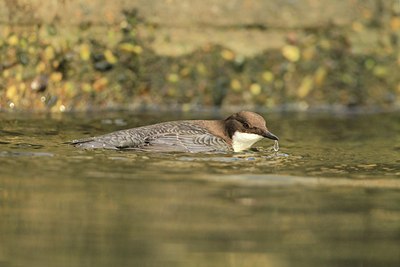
[0,111,399,267]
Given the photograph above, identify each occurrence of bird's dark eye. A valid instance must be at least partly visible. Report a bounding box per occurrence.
[243,122,250,129]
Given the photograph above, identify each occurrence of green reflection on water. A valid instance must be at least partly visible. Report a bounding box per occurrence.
[0,111,399,267]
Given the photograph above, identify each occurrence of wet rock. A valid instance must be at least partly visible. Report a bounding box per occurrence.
[18,51,29,65]
[94,61,113,71]
[31,75,48,92]
[92,52,114,71]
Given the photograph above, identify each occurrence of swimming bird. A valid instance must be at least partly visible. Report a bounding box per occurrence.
[72,111,278,152]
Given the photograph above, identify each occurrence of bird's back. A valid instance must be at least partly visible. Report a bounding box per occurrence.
[72,120,230,152]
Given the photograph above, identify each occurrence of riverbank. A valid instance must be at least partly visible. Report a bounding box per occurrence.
[1,1,400,112]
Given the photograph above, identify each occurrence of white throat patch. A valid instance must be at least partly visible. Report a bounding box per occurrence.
[231,131,264,152]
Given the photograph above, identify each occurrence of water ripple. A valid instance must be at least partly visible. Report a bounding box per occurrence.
[0,151,54,157]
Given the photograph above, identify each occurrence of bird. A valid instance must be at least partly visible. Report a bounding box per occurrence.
[71,111,278,153]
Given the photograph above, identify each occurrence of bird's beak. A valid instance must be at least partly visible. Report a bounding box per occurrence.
[263,130,279,141]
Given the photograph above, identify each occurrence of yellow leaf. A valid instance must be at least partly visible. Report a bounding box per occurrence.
[282,45,300,62]
[302,47,316,61]
[93,77,108,92]
[19,83,26,91]
[104,49,117,64]
[250,83,262,95]
[180,67,190,77]
[314,67,327,87]
[297,76,313,98]
[7,35,18,46]
[196,63,207,75]
[52,60,60,69]
[182,103,191,112]
[390,17,400,31]
[28,33,37,44]
[6,85,18,100]
[262,71,274,82]
[15,72,23,82]
[373,66,387,77]
[221,49,235,61]
[352,22,364,32]
[230,79,242,92]
[64,82,76,97]
[50,72,63,82]
[2,69,10,78]
[44,46,55,60]
[28,46,36,54]
[119,43,134,51]
[82,83,93,93]
[167,73,179,83]
[119,43,143,54]
[80,43,91,61]
[93,77,109,91]
[319,39,331,50]
[132,45,143,54]
[36,62,46,73]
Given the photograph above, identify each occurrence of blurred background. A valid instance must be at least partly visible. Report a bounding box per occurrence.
[1,0,400,112]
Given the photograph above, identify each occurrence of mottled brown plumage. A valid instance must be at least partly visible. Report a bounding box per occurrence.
[72,111,278,152]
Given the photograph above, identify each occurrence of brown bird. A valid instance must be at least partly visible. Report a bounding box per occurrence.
[72,111,278,152]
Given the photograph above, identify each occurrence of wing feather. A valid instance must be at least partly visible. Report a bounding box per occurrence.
[72,121,231,152]
[140,132,230,152]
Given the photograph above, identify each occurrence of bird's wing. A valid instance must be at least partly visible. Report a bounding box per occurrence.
[71,129,145,149]
[71,121,230,152]
[136,131,230,152]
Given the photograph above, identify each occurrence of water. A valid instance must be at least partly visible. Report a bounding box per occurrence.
[0,111,399,267]
[273,140,279,152]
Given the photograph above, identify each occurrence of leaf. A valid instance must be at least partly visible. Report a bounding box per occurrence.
[282,45,300,62]
[262,71,274,82]
[44,46,55,60]
[80,43,91,61]
[119,43,143,54]
[7,35,18,46]
[250,83,262,95]
[314,67,327,87]
[104,49,117,64]
[221,49,235,61]
[297,76,313,98]
[230,79,242,92]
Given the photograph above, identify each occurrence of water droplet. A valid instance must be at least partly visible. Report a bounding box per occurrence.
[273,140,279,152]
